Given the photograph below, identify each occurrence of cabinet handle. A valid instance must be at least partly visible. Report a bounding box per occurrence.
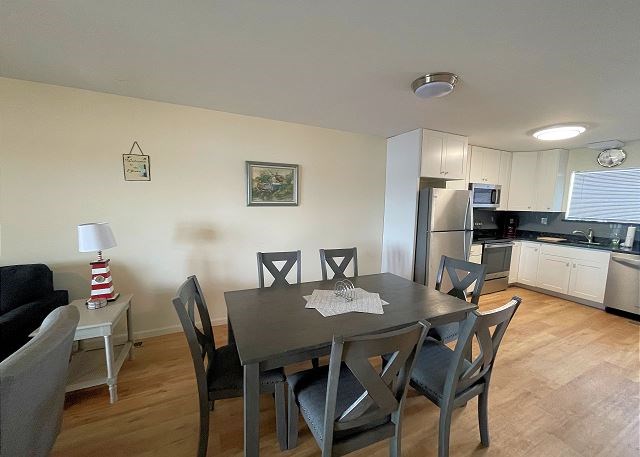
[573,263,576,268]
[566,262,570,267]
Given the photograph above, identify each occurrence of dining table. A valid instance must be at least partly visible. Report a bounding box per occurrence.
[224,272,477,457]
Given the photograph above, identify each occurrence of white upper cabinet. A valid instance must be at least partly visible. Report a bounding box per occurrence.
[421,130,468,180]
[420,130,446,178]
[536,149,569,212]
[469,146,501,184]
[498,150,512,211]
[507,151,539,210]
[443,134,468,180]
[508,149,568,212]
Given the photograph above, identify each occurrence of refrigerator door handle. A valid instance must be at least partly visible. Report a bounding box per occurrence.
[465,193,473,231]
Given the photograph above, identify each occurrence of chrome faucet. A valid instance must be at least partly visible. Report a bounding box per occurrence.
[573,228,594,243]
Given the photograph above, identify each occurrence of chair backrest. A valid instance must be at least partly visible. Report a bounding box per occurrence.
[321,321,429,452]
[444,296,521,397]
[257,250,302,288]
[319,247,358,281]
[435,256,487,305]
[172,276,216,405]
[0,305,79,457]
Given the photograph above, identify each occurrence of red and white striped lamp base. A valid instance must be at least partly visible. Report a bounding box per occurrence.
[90,259,119,301]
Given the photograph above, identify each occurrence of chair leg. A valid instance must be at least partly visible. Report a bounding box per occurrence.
[389,410,402,457]
[312,357,320,368]
[478,391,490,446]
[287,384,299,449]
[274,382,287,451]
[198,396,210,457]
[438,404,453,457]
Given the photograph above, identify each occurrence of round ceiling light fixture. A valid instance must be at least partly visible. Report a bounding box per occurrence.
[412,73,458,98]
[532,125,586,141]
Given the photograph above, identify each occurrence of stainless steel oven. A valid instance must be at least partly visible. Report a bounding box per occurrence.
[470,183,501,209]
[481,240,513,294]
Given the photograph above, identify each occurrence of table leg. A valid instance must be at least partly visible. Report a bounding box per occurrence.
[104,335,118,404]
[244,363,260,457]
[126,304,135,361]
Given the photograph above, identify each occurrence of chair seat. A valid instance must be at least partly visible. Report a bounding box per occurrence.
[427,322,460,343]
[207,344,285,393]
[287,364,390,442]
[409,339,471,405]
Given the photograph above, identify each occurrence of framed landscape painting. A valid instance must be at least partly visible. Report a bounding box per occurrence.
[246,161,299,206]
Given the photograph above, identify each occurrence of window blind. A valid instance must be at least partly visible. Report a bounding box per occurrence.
[566,168,640,223]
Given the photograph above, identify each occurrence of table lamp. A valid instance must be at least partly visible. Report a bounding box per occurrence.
[78,222,119,304]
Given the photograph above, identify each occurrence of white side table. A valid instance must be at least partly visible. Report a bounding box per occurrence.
[66,294,134,403]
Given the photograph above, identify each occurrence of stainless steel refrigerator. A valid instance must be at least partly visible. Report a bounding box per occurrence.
[413,188,473,288]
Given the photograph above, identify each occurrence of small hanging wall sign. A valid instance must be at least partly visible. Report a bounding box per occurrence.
[123,141,151,181]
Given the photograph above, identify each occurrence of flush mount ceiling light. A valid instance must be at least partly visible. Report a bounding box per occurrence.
[532,125,586,141]
[411,73,458,98]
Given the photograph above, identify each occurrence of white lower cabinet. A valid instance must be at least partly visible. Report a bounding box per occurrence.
[515,242,610,304]
[537,254,571,294]
[508,241,520,283]
[517,242,540,286]
[568,257,609,303]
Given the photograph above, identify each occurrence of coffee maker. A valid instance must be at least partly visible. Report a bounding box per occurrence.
[503,215,519,238]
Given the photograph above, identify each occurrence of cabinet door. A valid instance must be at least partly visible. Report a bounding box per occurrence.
[468,146,484,183]
[535,149,568,212]
[421,130,446,178]
[443,134,467,180]
[568,259,609,303]
[537,254,571,294]
[508,152,539,210]
[518,243,540,286]
[482,148,501,184]
[508,241,520,283]
[498,151,512,211]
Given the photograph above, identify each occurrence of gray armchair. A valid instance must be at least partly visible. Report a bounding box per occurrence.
[0,305,79,457]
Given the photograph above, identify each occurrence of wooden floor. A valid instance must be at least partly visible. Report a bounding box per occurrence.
[51,287,640,457]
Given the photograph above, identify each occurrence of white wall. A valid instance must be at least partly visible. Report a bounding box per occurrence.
[563,140,640,210]
[0,78,386,337]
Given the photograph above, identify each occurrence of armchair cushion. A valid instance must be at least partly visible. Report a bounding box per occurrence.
[0,291,69,361]
[0,264,55,314]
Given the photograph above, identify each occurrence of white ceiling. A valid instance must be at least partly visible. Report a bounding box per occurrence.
[2,0,639,150]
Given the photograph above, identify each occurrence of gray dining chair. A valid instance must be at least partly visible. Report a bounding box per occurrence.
[257,250,302,288]
[287,321,430,457]
[430,256,486,343]
[319,247,358,280]
[172,276,287,457]
[410,296,521,457]
[0,305,79,457]
[257,250,320,369]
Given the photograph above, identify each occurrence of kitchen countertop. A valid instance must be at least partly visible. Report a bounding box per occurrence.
[515,231,640,256]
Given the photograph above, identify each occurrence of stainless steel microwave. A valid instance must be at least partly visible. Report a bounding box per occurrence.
[470,183,501,209]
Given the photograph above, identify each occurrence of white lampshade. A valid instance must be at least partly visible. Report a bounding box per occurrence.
[78,223,117,252]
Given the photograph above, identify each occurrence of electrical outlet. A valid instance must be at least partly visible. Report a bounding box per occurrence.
[541,217,548,225]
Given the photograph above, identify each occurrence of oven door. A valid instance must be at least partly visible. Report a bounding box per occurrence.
[482,243,513,279]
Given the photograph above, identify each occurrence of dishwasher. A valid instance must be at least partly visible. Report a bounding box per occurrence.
[603,253,640,316]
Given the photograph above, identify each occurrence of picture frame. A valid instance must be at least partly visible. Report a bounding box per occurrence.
[246,161,299,206]
[122,153,151,181]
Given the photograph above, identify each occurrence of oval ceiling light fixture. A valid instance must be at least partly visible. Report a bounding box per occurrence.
[412,72,458,98]
[532,125,586,141]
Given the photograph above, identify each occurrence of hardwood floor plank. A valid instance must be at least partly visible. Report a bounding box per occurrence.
[50,286,640,456]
